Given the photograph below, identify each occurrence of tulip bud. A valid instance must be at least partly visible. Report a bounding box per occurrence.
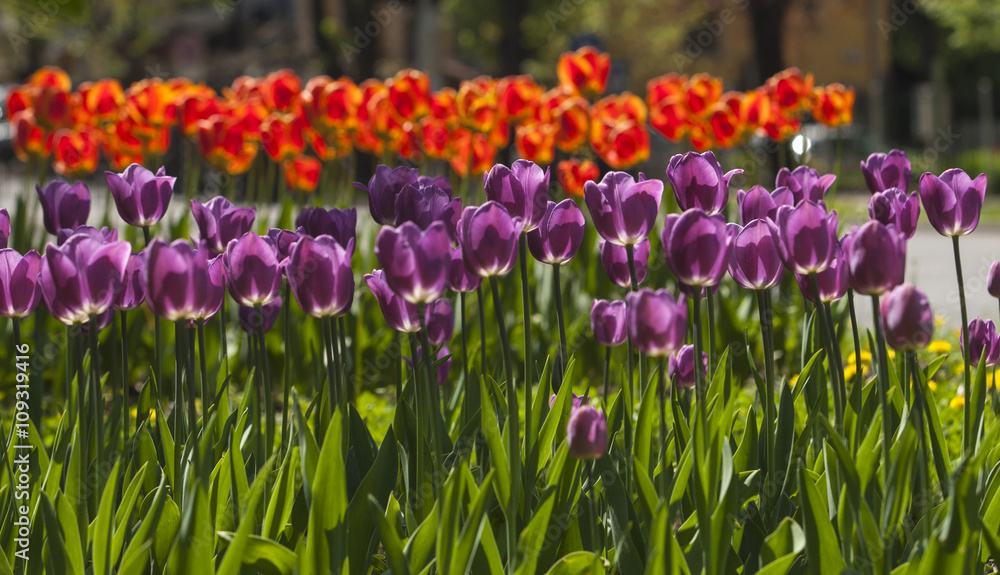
[961,319,1000,367]
[0,249,42,318]
[106,164,175,228]
[567,405,608,460]
[861,149,911,194]
[37,180,91,236]
[484,160,550,233]
[880,283,934,351]
[918,169,987,237]
[668,345,707,389]
[375,221,451,305]
[728,219,784,290]
[988,261,1000,299]
[584,171,663,246]
[599,238,649,288]
[625,288,687,357]
[666,151,742,214]
[662,209,733,288]
[238,297,282,334]
[846,221,906,296]
[458,202,523,278]
[526,199,585,265]
[591,299,628,348]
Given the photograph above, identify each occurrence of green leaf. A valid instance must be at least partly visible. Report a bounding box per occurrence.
[543,551,606,575]
[166,480,215,575]
[347,428,399,572]
[514,492,556,575]
[758,517,804,575]
[797,463,847,575]
[480,376,511,509]
[451,468,495,575]
[218,456,275,575]
[92,458,121,575]
[307,408,349,574]
[53,492,84,575]
[39,493,70,575]
[594,456,645,573]
[119,477,170,575]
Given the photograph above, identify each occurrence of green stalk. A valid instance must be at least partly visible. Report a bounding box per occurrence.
[321,318,337,424]
[74,326,88,514]
[808,274,844,430]
[393,331,402,401]
[460,292,471,425]
[477,286,488,375]
[908,351,931,546]
[418,310,444,478]
[756,290,776,516]
[952,236,973,454]
[282,282,292,454]
[657,357,668,499]
[490,276,520,575]
[847,289,863,453]
[144,226,162,390]
[706,291,717,382]
[518,235,533,504]
[88,315,104,488]
[870,295,893,489]
[330,317,349,452]
[553,263,568,389]
[255,304,275,455]
[219,298,230,379]
[197,321,210,415]
[587,463,599,554]
[690,291,712,575]
[174,322,186,470]
[407,332,428,519]
[120,312,130,445]
[602,346,611,408]
[338,316,351,404]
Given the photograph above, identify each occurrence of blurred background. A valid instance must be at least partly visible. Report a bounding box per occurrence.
[0,0,997,181]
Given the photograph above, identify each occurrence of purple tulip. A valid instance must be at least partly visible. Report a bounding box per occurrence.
[419,175,453,195]
[295,207,357,248]
[668,345,707,390]
[354,164,420,226]
[0,249,42,318]
[845,221,906,296]
[447,245,481,293]
[728,219,784,290]
[625,288,687,357]
[868,188,920,240]
[796,241,848,303]
[775,165,836,204]
[364,269,421,333]
[599,238,649,288]
[988,261,1000,299]
[238,297,282,334]
[395,184,462,238]
[106,164,175,227]
[40,234,131,325]
[961,319,1000,367]
[286,235,355,318]
[114,253,145,311]
[224,232,282,307]
[484,160,549,232]
[527,200,585,265]
[267,228,302,262]
[425,298,454,346]
[144,239,226,321]
[458,202,523,278]
[775,201,839,274]
[736,185,793,224]
[880,283,934,351]
[0,209,9,249]
[550,393,588,409]
[918,169,987,237]
[584,171,663,246]
[861,149,911,193]
[662,209,734,288]
[37,180,91,236]
[57,225,119,246]
[375,221,451,305]
[192,197,257,254]
[666,150,742,214]
[567,405,608,460]
[591,299,628,347]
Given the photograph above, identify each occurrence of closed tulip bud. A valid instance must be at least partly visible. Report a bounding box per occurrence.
[918,169,987,237]
[395,184,462,239]
[0,249,42,318]
[666,150,742,214]
[446,245,481,293]
[106,164,175,228]
[145,239,226,321]
[796,241,848,303]
[355,164,420,226]
[880,283,934,351]
[662,209,734,288]
[224,233,283,307]
[41,234,131,325]
[962,318,1000,367]
[728,219,785,290]
[295,207,357,248]
[527,200,585,265]
[192,197,256,254]
[0,209,9,249]
[287,235,355,318]
[625,288,687,357]
[584,171,663,246]
[37,180,91,236]
[364,269,421,333]
[267,228,302,263]
[425,298,454,346]
[988,261,1000,299]
[57,225,118,246]
[868,188,920,240]
[550,393,589,409]
[458,202,523,278]
[591,299,628,347]
[238,297,282,334]
[375,221,451,305]
[114,253,146,310]
[599,238,649,288]
[775,165,836,204]
[861,149,911,193]
[736,185,793,225]
[484,160,550,233]
[669,345,707,389]
[566,405,608,460]
[846,221,906,296]
[775,201,839,274]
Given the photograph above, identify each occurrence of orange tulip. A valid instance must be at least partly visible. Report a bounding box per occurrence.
[225,75,264,104]
[283,155,322,193]
[126,79,177,130]
[557,46,610,99]
[687,124,714,152]
[556,159,599,197]
[498,75,542,121]
[11,111,51,162]
[6,85,36,117]
[387,69,431,121]
[177,92,228,138]
[430,88,458,124]
[197,114,258,175]
[450,129,496,178]
[52,126,101,177]
[34,86,77,130]
[78,80,125,125]
[684,73,723,118]
[301,76,362,135]
[456,77,499,134]
[538,88,589,152]
[709,100,741,149]
[590,93,650,168]
[515,122,557,165]
[309,128,353,161]
[261,113,306,162]
[647,74,690,141]
[420,117,453,160]
[740,89,771,130]
[760,101,801,142]
[767,68,814,113]
[145,125,172,157]
[811,83,854,127]
[230,102,269,142]
[29,66,71,92]
[260,69,302,112]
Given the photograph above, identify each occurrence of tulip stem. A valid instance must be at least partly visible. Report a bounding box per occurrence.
[756,290,777,517]
[460,292,470,425]
[197,320,210,418]
[518,235,533,498]
[489,276,519,575]
[603,346,611,408]
[393,331,402,401]
[553,263,568,390]
[587,462,599,554]
[220,298,230,379]
[870,295,893,490]
[952,236,973,454]
[418,310,444,479]
[144,225,163,392]
[847,289,863,453]
[477,286,488,376]
[706,292,717,382]
[907,351,931,545]
[329,317,350,455]
[321,319,337,425]
[809,274,844,431]
[407,332,429,520]
[338,316,351,403]
[657,357,668,499]
[174,322,187,470]
[282,282,292,454]
[88,315,105,484]
[690,292,712,575]
[255,304,275,455]
[120,312,130,445]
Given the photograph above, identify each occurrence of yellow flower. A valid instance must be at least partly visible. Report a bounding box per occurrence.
[935,315,945,327]
[927,379,938,393]
[129,406,157,424]
[788,373,799,388]
[927,340,952,354]
[843,364,857,381]
[852,350,872,365]
[950,395,965,410]
[886,349,896,361]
